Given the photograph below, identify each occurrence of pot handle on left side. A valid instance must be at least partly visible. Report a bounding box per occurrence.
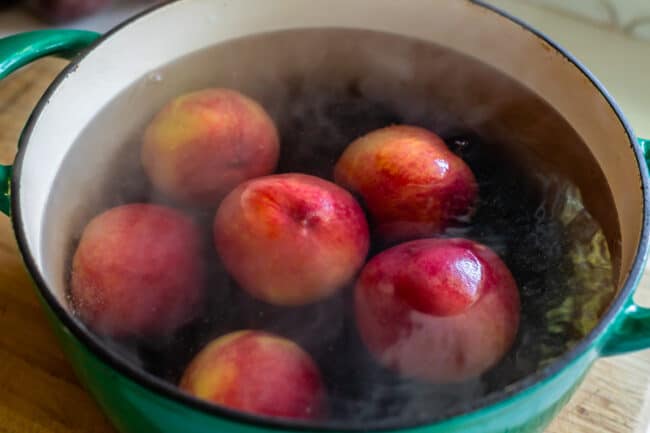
[600,137,650,356]
[0,29,100,216]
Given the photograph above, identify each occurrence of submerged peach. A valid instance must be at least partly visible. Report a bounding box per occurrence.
[180,331,326,419]
[355,238,520,383]
[214,173,370,306]
[142,88,280,206]
[335,125,477,242]
[70,204,205,337]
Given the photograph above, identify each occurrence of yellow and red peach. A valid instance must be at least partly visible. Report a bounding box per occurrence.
[180,330,326,419]
[214,173,370,306]
[141,88,280,206]
[355,238,520,383]
[334,125,477,242]
[70,203,205,337]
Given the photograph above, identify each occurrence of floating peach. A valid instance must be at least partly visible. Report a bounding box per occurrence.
[180,331,326,419]
[334,125,477,242]
[70,204,205,337]
[142,88,280,206]
[214,173,369,306]
[355,238,520,383]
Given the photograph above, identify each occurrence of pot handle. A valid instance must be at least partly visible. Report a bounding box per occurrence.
[601,303,650,356]
[600,137,650,356]
[641,137,650,167]
[0,29,100,216]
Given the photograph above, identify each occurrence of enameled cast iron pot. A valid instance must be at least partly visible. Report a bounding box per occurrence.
[1,1,650,432]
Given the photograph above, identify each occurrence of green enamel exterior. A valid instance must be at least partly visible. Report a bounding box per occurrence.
[641,138,650,171]
[601,302,650,356]
[0,29,100,216]
[2,29,650,433]
[0,30,99,79]
[0,164,11,217]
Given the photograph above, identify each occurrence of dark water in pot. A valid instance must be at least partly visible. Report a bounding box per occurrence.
[42,28,616,426]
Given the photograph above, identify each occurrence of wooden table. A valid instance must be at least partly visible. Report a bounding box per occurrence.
[1,58,650,433]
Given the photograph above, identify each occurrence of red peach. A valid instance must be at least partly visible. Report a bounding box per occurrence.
[180,330,326,419]
[214,173,369,306]
[355,238,520,383]
[334,125,477,242]
[70,204,205,337]
[141,88,280,206]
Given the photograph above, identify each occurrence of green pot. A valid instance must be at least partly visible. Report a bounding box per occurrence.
[1,1,649,433]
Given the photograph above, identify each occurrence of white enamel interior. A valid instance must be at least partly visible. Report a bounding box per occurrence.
[17,0,642,306]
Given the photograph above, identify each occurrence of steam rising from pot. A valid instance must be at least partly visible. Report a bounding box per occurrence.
[42,28,615,427]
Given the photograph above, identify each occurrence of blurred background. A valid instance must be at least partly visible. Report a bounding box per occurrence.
[0,0,158,35]
[2,0,650,39]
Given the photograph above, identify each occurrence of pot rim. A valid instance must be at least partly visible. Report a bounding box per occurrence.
[10,0,650,431]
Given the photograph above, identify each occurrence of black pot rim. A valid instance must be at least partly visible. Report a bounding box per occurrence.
[9,1,650,432]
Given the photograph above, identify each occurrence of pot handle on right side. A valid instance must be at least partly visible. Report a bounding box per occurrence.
[601,304,650,356]
[600,137,650,356]
[0,29,100,216]
[640,138,650,168]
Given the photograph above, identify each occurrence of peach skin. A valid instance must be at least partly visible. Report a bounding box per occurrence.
[142,88,280,206]
[214,173,370,306]
[334,125,477,242]
[355,238,520,383]
[70,204,205,337]
[180,330,326,419]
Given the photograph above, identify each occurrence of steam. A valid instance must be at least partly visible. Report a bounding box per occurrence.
[44,28,615,427]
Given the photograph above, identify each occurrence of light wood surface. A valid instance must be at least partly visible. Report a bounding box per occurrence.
[1,59,649,433]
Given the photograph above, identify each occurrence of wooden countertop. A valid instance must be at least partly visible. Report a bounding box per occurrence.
[1,58,650,433]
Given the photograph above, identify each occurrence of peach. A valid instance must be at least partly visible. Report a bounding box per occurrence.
[141,88,280,206]
[214,173,369,306]
[355,238,520,383]
[70,204,205,337]
[334,125,477,242]
[180,330,326,419]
